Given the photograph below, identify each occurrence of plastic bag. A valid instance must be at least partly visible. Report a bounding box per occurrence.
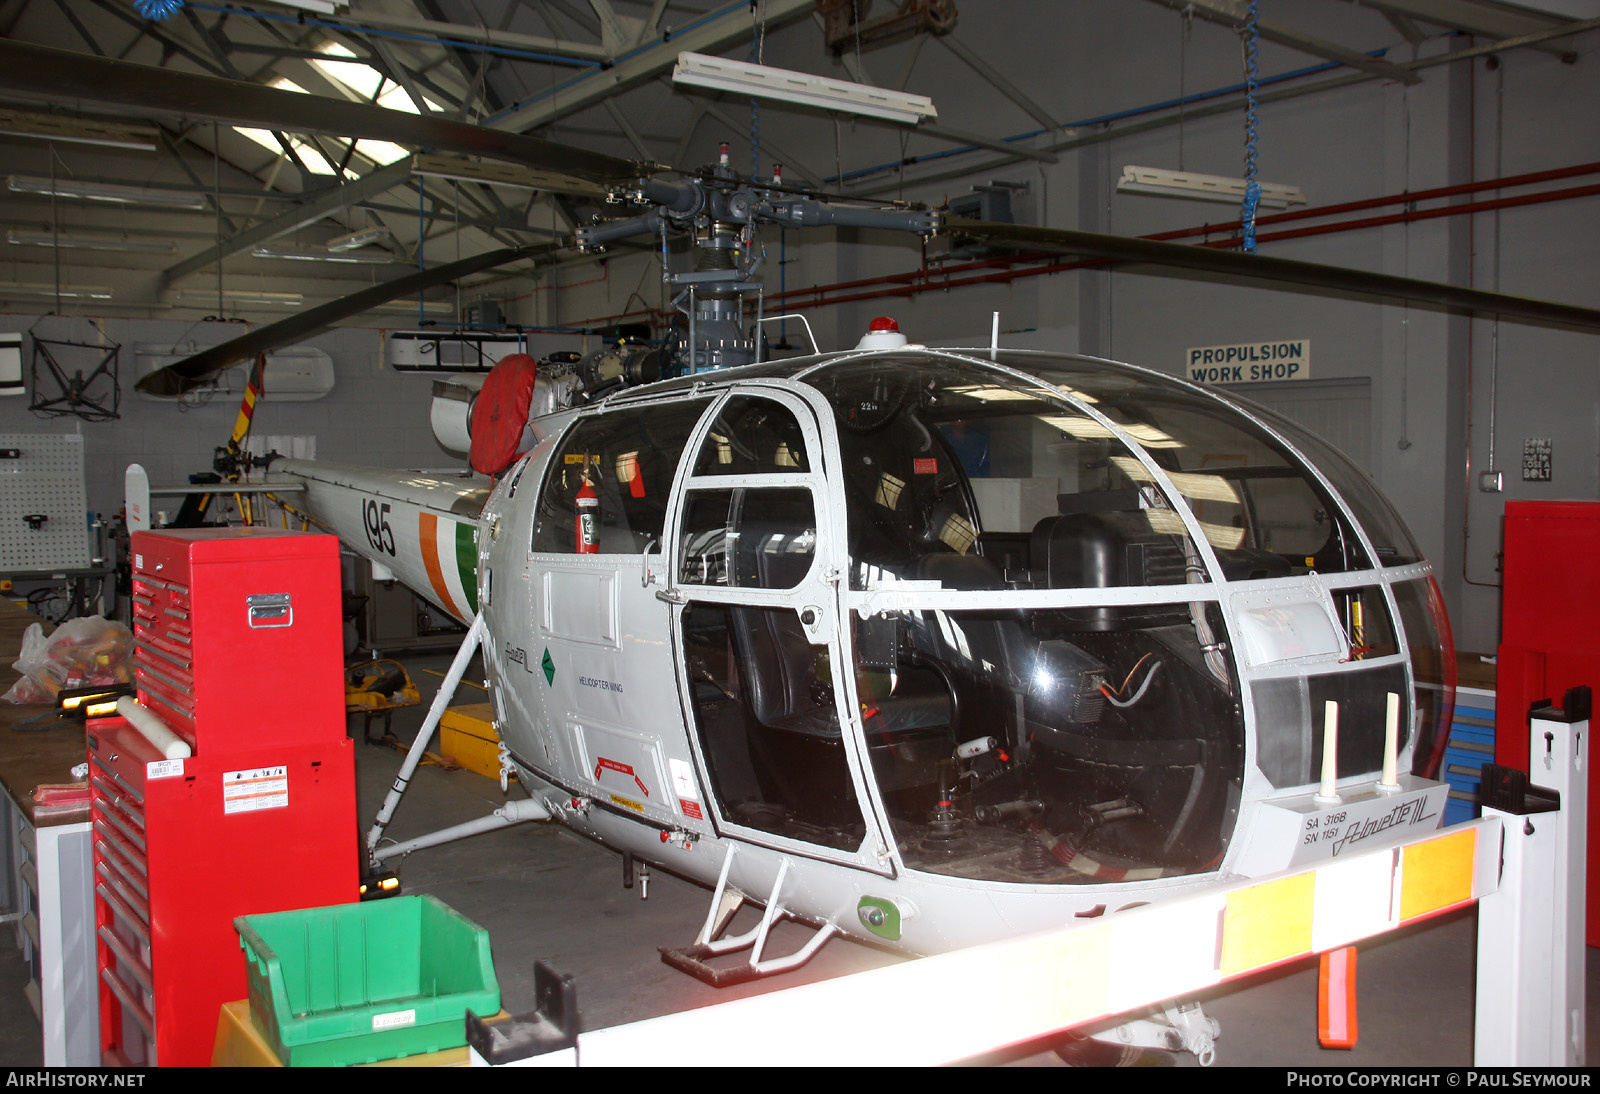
[3,617,135,705]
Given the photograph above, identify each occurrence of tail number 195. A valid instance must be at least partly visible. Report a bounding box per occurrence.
[363,498,396,555]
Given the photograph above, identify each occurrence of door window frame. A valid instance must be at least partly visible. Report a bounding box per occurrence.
[667,384,893,873]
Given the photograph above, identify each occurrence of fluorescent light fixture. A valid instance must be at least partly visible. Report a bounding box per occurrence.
[252,245,396,264]
[410,153,602,196]
[0,281,113,300]
[262,1,345,12]
[327,226,391,251]
[7,175,207,210]
[173,289,302,308]
[1117,165,1306,209]
[672,51,937,125]
[0,110,158,152]
[369,299,456,317]
[7,228,176,254]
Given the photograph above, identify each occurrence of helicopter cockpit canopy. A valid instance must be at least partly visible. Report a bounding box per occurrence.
[531,347,1453,887]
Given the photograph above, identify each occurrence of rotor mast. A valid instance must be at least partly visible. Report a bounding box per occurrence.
[576,144,939,373]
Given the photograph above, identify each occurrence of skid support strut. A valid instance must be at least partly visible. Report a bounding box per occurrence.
[659,844,839,987]
[361,613,547,866]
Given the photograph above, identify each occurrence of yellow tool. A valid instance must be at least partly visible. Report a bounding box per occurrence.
[345,659,421,743]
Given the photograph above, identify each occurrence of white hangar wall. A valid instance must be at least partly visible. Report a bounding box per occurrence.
[0,318,451,523]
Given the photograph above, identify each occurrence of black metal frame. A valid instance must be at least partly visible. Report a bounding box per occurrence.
[29,336,122,421]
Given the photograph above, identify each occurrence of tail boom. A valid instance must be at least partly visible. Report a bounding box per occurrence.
[271,459,487,625]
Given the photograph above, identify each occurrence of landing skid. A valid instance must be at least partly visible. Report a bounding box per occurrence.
[1060,1001,1219,1066]
[660,844,840,987]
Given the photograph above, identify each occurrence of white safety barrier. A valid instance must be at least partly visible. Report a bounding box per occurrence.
[475,815,1503,1067]
[1475,694,1589,1066]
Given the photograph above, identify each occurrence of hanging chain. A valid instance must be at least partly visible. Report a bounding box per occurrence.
[1239,0,1262,254]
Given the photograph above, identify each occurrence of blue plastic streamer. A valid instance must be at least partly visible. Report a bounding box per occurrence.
[134,0,185,19]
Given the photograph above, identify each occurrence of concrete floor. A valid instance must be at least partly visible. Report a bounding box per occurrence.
[4,649,1596,1067]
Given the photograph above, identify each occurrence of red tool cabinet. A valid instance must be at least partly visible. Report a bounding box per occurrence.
[127,526,347,745]
[92,527,356,1065]
[1495,500,1600,946]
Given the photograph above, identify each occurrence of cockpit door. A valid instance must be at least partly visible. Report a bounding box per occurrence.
[666,386,892,874]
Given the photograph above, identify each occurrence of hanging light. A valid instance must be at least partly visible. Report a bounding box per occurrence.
[1116,166,1305,209]
[672,52,938,126]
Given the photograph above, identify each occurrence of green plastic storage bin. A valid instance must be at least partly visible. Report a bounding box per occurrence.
[235,895,500,1066]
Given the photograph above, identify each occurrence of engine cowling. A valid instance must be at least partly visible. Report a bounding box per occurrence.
[428,373,486,457]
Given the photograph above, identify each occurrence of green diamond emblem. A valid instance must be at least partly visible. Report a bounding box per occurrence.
[541,648,555,686]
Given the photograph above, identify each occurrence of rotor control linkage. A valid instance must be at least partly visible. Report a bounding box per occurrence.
[576,176,939,252]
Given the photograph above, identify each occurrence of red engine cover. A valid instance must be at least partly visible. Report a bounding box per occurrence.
[469,353,538,476]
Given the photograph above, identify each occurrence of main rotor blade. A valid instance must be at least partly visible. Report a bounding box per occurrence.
[949,217,1600,334]
[0,39,649,184]
[136,244,559,397]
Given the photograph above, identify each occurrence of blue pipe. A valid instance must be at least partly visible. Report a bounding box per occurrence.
[828,49,1394,185]
[188,3,599,70]
[482,1,752,126]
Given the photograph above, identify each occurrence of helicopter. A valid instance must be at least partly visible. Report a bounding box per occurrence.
[124,136,1467,1016]
[246,310,1460,990]
[39,28,1594,1058]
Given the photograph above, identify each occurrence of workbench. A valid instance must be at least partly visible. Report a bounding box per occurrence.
[0,598,99,1065]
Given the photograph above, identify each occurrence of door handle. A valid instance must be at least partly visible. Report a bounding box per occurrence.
[640,536,659,588]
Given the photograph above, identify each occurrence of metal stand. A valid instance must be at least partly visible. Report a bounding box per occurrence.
[1474,686,1589,1067]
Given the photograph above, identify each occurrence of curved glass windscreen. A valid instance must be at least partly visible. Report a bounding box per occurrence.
[801,358,1209,593]
[1238,399,1424,566]
[851,603,1243,882]
[1392,576,1456,778]
[1025,364,1374,575]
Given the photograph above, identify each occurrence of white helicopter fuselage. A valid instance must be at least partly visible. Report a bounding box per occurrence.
[278,343,1454,957]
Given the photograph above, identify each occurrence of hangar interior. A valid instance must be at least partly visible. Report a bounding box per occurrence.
[0,0,1597,1069]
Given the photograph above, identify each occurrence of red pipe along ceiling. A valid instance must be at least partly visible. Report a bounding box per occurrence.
[570,161,1600,327]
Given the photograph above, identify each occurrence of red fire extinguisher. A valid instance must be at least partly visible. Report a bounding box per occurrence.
[576,475,599,554]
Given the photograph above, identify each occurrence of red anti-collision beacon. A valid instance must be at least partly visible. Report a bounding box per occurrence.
[576,476,600,554]
[854,316,910,351]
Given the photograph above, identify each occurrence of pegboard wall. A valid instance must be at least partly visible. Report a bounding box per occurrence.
[0,432,90,571]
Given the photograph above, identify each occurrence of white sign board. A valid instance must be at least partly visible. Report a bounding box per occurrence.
[0,333,21,396]
[1186,340,1311,385]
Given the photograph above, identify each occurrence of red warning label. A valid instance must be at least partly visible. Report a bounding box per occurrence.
[596,756,649,797]
[680,799,704,820]
[913,458,938,475]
